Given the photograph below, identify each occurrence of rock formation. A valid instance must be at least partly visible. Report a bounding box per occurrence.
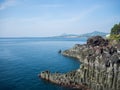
[87,36,109,46]
[39,36,120,90]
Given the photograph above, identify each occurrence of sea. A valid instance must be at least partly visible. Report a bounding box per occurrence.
[0,37,86,90]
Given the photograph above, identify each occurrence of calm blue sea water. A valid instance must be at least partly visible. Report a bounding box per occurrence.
[0,38,86,90]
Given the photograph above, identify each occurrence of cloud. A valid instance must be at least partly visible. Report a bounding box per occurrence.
[0,0,16,10]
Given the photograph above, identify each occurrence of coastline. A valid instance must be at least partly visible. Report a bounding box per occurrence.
[39,36,120,90]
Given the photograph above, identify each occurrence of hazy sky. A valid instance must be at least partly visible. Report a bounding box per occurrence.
[0,0,120,37]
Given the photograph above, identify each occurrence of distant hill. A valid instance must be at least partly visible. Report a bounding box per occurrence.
[57,34,78,38]
[57,31,108,38]
[79,31,108,38]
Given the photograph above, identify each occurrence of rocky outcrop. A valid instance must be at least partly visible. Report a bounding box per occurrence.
[39,70,90,90]
[62,44,120,90]
[39,36,120,90]
[87,36,109,46]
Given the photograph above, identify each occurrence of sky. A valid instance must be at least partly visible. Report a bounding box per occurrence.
[0,0,120,37]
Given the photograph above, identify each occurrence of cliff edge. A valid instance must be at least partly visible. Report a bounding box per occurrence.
[39,36,120,90]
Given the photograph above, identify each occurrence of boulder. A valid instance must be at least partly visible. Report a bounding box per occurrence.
[87,36,108,46]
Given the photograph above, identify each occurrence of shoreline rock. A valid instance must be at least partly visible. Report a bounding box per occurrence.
[39,70,91,90]
[39,36,120,90]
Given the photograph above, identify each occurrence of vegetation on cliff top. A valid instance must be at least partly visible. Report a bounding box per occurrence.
[110,23,120,41]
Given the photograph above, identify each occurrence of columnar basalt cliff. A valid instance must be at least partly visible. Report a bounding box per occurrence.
[39,36,120,90]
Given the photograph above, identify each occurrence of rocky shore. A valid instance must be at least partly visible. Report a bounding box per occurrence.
[39,36,120,90]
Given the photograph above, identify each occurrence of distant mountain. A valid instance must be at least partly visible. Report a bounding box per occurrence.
[58,34,79,38]
[56,31,109,38]
[79,31,108,38]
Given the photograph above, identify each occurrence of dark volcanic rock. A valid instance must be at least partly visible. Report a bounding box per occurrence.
[62,44,120,90]
[87,36,109,46]
[39,36,120,90]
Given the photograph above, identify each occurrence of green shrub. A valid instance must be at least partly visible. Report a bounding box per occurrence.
[110,23,120,41]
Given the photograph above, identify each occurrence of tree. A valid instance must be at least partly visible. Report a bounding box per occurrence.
[110,23,120,42]
[111,23,120,35]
